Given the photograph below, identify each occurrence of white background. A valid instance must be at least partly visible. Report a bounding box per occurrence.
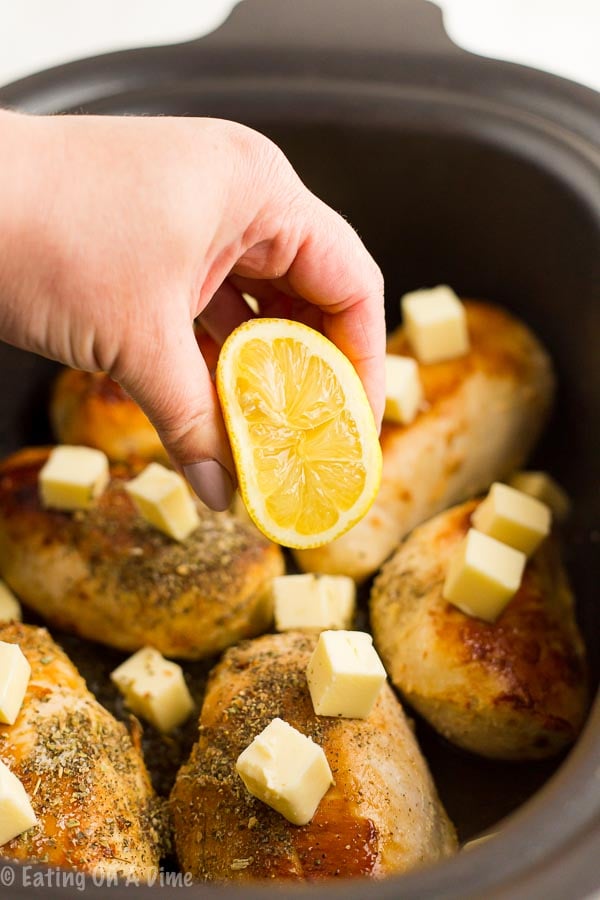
[1,0,599,93]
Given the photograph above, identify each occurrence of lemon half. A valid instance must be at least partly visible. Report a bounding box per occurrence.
[216,318,382,549]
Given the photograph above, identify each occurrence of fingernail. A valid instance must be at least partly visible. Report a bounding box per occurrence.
[184,460,235,511]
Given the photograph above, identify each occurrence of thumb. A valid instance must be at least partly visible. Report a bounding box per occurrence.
[116,326,236,511]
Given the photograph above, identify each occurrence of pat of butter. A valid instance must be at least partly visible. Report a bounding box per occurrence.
[39,445,109,511]
[236,717,333,826]
[110,646,194,732]
[125,463,199,541]
[0,581,22,623]
[384,354,424,425]
[0,642,31,725]
[242,292,260,313]
[306,630,387,719]
[508,471,570,522]
[401,285,470,364]
[472,482,551,557]
[0,760,37,845]
[443,528,526,623]
[273,574,355,632]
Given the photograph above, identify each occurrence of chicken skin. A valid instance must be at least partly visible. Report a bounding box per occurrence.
[370,499,588,759]
[50,368,168,464]
[170,631,457,882]
[294,301,554,582]
[0,448,284,659]
[0,623,165,877]
[49,326,220,464]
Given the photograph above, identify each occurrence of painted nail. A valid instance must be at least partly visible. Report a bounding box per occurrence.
[184,460,235,511]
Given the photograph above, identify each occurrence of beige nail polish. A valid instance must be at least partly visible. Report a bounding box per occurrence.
[183,460,235,511]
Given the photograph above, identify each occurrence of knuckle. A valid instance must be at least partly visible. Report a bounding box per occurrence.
[156,407,213,458]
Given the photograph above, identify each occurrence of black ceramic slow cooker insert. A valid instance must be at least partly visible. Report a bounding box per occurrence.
[0,1,598,898]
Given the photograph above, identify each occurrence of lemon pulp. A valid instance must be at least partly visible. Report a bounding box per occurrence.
[235,335,367,537]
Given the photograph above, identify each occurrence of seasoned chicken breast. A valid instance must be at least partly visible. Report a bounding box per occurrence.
[370,499,588,759]
[170,631,457,882]
[50,368,168,464]
[294,302,554,582]
[0,448,284,659]
[0,623,165,877]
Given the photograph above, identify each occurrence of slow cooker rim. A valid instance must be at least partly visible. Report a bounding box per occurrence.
[41,78,599,214]
[1,50,598,143]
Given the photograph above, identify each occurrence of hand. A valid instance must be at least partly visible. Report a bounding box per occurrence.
[0,111,385,510]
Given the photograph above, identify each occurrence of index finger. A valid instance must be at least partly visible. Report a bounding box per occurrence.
[285,194,386,430]
[233,191,386,429]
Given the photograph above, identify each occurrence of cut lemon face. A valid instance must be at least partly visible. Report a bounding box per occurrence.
[216,318,382,549]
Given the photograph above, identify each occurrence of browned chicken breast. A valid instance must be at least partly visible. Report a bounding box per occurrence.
[170,631,457,882]
[50,328,220,464]
[50,368,168,464]
[294,301,554,582]
[0,448,284,659]
[0,623,165,877]
[370,499,588,760]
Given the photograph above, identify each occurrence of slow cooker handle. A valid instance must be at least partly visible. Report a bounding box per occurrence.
[196,0,461,60]
[0,0,463,114]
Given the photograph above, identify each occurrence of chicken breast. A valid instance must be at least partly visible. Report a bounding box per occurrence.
[0,448,284,659]
[49,328,219,464]
[370,499,588,759]
[0,622,165,877]
[294,301,554,582]
[170,631,457,882]
[50,368,168,464]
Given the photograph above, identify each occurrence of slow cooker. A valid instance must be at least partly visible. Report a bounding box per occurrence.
[0,1,598,897]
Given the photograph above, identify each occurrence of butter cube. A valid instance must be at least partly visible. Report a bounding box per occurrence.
[472,482,551,556]
[39,445,109,511]
[384,355,424,425]
[306,630,387,719]
[443,528,526,622]
[236,717,333,825]
[320,576,356,628]
[110,646,194,732]
[0,642,31,725]
[125,463,199,541]
[508,471,570,522]
[0,760,37,845]
[401,285,469,364]
[0,581,21,623]
[273,574,355,632]
[242,292,260,313]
